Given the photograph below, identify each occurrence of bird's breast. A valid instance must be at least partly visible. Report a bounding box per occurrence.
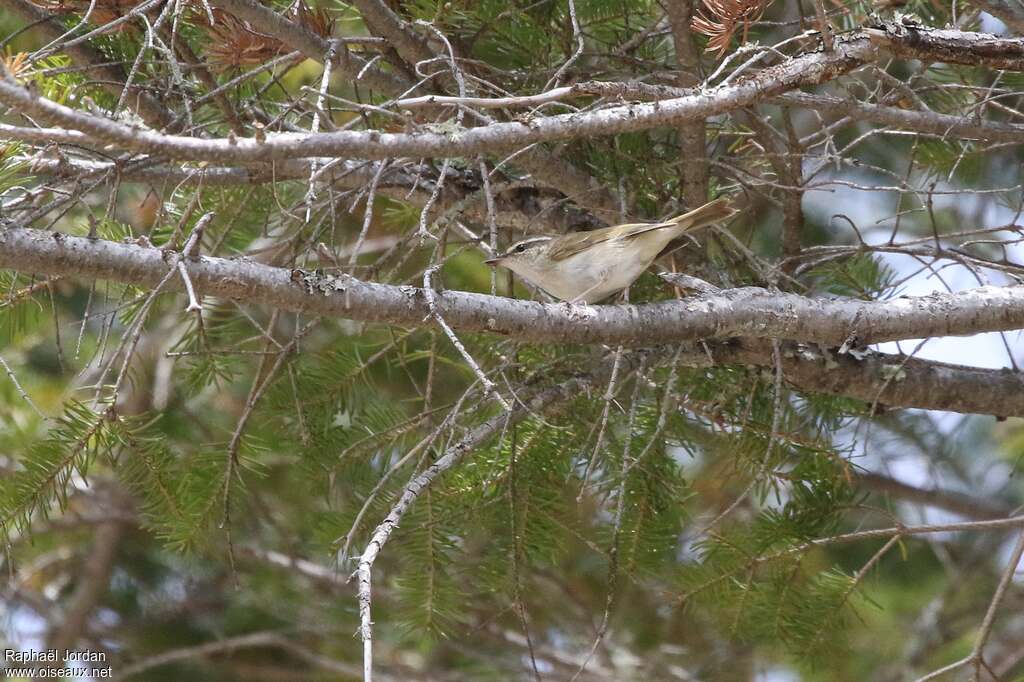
[546,241,651,302]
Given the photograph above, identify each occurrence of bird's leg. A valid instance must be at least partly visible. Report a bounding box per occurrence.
[560,276,613,321]
[560,298,595,321]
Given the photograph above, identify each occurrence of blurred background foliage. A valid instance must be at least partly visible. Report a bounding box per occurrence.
[2,0,1024,680]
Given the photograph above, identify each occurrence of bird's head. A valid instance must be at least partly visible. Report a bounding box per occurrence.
[483,236,553,280]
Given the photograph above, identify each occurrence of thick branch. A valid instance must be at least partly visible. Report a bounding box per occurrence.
[4,0,172,130]
[47,517,124,652]
[774,92,1024,142]
[23,157,389,186]
[19,157,597,233]
[3,25,1021,164]
[0,34,877,161]
[3,225,1024,415]
[3,224,1024,347]
[4,24,1024,165]
[264,79,1024,145]
[666,0,709,208]
[864,20,1024,68]
[347,0,434,67]
[206,0,408,94]
[703,339,1024,418]
[857,471,1013,520]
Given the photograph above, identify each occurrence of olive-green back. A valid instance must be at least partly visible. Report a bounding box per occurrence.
[546,221,675,261]
[546,197,734,262]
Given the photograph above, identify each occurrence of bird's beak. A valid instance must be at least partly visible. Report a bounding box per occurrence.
[483,257,501,266]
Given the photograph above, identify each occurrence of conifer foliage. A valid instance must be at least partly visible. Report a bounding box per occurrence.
[2,0,1024,680]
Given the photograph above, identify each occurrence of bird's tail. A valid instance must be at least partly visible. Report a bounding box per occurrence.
[662,197,736,232]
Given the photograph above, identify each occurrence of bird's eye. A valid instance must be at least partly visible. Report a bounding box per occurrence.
[514,244,526,253]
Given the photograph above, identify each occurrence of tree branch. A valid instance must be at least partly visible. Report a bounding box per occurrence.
[346,0,434,68]
[0,32,878,161]
[3,224,1024,416]
[206,0,408,94]
[864,20,1024,68]
[665,0,709,208]
[5,26,1022,164]
[712,339,1024,419]
[3,0,172,130]
[857,471,1014,521]
[19,156,599,233]
[774,92,1024,142]
[46,496,126,653]
[0,223,1020,347]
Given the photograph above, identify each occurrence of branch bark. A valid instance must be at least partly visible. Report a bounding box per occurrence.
[346,0,434,68]
[665,0,709,208]
[3,0,173,130]
[857,471,1013,521]
[47,516,124,653]
[206,0,408,94]
[0,33,878,162]
[774,92,1024,142]
[864,20,1024,68]
[18,157,602,233]
[3,224,1024,416]
[3,223,1023,347]
[713,339,1024,419]
[5,26,1022,164]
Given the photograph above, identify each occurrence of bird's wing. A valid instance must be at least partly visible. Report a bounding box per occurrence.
[546,221,676,262]
[547,198,736,262]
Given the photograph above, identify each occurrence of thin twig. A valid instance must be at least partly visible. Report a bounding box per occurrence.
[354,379,589,681]
[544,0,584,90]
[348,160,389,269]
[571,358,647,681]
[422,265,510,411]
[970,528,1024,680]
[0,353,45,418]
[578,346,624,501]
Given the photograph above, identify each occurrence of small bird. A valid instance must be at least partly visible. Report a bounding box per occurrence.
[484,197,736,304]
